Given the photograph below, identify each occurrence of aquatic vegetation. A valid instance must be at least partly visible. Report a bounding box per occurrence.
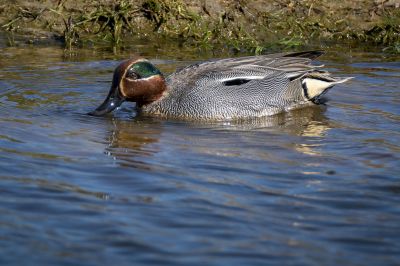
[79,0,135,45]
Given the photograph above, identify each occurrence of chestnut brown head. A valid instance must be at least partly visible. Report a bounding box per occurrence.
[88,57,166,116]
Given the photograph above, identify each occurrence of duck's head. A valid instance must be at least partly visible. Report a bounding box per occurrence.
[89,57,166,116]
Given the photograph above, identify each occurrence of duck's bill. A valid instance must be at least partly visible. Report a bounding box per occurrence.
[88,86,125,116]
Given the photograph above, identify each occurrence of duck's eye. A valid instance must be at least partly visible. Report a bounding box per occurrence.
[126,71,140,80]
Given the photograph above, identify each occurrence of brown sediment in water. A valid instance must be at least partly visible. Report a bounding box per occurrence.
[0,0,399,53]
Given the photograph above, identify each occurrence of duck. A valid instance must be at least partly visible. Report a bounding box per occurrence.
[88,51,351,120]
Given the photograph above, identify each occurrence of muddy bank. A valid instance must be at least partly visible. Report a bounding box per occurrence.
[0,0,399,53]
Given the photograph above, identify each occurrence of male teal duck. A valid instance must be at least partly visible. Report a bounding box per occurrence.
[89,51,351,120]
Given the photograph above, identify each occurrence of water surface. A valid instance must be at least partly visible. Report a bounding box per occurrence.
[0,40,399,266]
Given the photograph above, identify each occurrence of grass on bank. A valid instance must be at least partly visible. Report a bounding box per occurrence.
[1,0,399,54]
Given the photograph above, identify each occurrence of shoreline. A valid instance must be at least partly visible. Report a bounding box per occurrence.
[1,0,399,54]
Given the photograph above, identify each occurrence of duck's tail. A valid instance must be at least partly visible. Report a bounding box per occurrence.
[301,74,353,103]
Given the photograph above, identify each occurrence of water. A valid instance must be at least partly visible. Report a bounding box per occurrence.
[0,38,399,265]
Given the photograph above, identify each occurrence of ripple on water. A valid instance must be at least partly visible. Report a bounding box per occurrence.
[0,45,400,266]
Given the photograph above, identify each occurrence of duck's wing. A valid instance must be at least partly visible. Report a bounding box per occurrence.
[172,50,323,75]
[211,50,324,69]
[168,50,325,87]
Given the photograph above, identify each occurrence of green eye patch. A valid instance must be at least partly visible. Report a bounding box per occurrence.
[129,61,161,78]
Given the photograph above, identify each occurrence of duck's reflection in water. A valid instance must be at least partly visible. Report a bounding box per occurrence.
[104,118,164,170]
[210,105,330,135]
[103,106,333,169]
[210,106,332,159]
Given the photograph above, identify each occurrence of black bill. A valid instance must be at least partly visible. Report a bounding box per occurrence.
[88,85,125,116]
